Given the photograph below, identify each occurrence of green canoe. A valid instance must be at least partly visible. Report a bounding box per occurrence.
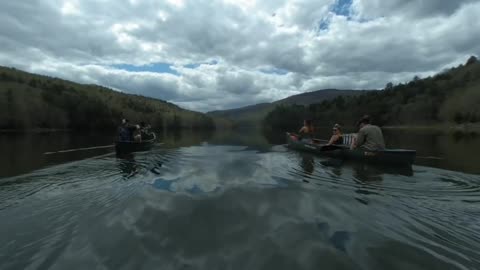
[115,133,157,154]
[286,133,416,166]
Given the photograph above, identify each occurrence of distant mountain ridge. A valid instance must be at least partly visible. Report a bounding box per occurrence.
[275,89,369,106]
[208,89,369,125]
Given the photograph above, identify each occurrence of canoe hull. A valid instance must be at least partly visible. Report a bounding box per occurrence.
[115,133,156,153]
[286,133,416,166]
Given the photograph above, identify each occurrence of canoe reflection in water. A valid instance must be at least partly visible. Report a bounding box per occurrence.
[295,151,414,186]
[116,152,139,178]
[300,153,315,175]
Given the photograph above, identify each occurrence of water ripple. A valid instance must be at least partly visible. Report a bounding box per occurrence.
[1,145,480,269]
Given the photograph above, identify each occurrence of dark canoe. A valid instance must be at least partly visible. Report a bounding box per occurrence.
[115,133,157,153]
[286,133,416,166]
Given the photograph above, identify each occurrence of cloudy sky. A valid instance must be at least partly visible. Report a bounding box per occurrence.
[1,0,479,112]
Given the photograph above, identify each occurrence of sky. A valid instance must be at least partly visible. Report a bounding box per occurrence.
[0,0,479,112]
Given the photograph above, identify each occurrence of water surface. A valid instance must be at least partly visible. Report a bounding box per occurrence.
[1,129,479,269]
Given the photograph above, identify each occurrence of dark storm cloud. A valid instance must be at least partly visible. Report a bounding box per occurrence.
[353,0,479,18]
[217,72,256,95]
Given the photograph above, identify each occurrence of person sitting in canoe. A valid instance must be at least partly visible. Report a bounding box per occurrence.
[139,122,152,140]
[298,119,315,142]
[326,124,343,145]
[118,119,136,142]
[133,125,142,142]
[351,115,385,151]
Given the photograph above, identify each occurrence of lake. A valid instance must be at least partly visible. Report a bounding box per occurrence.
[1,129,480,269]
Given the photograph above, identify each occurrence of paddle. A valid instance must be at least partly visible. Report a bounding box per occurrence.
[319,144,342,151]
[290,132,328,144]
[44,144,114,155]
[416,156,444,160]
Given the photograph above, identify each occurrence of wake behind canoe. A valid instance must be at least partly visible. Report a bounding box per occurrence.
[286,133,416,166]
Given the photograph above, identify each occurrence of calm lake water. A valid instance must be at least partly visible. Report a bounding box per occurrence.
[1,129,480,269]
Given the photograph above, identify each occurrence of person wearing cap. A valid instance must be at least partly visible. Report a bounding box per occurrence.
[327,123,343,145]
[351,115,385,151]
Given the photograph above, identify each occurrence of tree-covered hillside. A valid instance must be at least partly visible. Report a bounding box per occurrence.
[264,56,480,130]
[0,66,215,131]
[208,89,367,127]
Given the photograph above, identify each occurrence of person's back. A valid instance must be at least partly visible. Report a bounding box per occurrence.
[140,127,152,140]
[133,125,142,142]
[356,124,385,151]
[118,119,132,141]
[299,119,315,140]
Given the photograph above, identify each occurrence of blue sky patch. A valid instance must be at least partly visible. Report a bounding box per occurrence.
[318,18,331,30]
[317,0,353,32]
[208,59,219,65]
[332,0,353,17]
[113,63,179,75]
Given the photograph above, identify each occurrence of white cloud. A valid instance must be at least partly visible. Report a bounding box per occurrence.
[0,0,479,112]
[167,0,185,8]
[61,1,80,16]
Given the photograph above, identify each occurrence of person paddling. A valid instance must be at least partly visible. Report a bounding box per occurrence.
[118,119,131,141]
[298,119,315,142]
[118,118,138,142]
[351,115,385,151]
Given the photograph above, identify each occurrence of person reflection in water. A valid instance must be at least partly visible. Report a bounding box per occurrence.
[116,152,138,177]
[352,163,384,182]
[300,153,315,180]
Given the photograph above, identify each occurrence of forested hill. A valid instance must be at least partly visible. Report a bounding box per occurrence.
[264,56,480,130]
[0,66,215,131]
[208,89,366,126]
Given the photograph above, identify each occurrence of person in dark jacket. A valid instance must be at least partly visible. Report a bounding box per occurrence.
[118,119,135,141]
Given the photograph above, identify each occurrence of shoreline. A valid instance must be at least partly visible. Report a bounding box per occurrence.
[382,123,480,133]
[0,127,217,134]
[0,128,71,134]
[2,123,479,134]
